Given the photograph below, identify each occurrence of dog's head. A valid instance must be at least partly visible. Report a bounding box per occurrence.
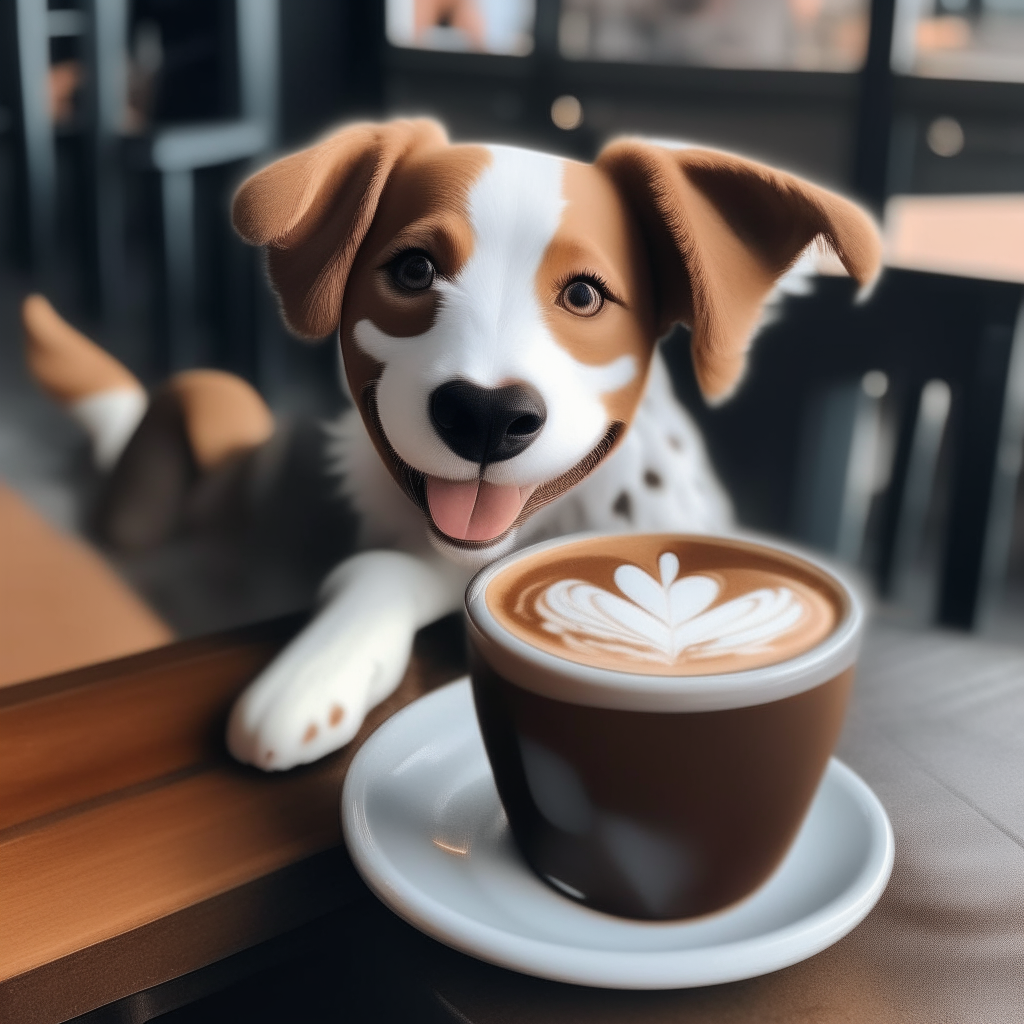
[233,120,879,561]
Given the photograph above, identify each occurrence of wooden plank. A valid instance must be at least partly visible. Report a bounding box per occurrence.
[0,485,173,689]
[0,613,466,1023]
[0,762,344,981]
[0,618,301,831]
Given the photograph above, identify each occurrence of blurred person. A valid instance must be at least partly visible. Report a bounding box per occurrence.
[388,0,535,54]
[416,0,487,49]
[48,60,81,126]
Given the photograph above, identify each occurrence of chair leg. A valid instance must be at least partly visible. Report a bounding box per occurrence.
[975,304,1024,627]
[82,0,129,320]
[887,379,952,618]
[161,168,199,370]
[939,317,1020,628]
[3,0,57,282]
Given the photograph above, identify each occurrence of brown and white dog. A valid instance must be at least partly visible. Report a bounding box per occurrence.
[26,119,881,770]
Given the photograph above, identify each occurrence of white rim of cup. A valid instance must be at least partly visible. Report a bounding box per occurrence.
[465,531,864,713]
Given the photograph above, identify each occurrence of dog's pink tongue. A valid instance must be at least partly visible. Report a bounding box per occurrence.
[426,477,528,542]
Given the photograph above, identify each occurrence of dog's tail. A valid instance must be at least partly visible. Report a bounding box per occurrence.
[22,294,148,471]
[22,295,277,481]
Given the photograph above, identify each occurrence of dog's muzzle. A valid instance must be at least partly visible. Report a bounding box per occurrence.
[363,381,622,550]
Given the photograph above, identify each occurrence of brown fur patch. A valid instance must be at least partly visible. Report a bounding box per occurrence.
[339,144,492,474]
[538,161,658,427]
[166,370,274,472]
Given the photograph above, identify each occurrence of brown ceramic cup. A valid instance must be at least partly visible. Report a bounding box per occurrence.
[465,532,863,921]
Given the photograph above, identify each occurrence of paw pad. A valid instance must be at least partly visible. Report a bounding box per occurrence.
[329,704,345,727]
[302,724,318,744]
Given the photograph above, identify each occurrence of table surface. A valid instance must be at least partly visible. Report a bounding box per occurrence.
[0,613,463,1024]
[164,622,1024,1024]
[6,618,1024,1024]
[883,193,1024,285]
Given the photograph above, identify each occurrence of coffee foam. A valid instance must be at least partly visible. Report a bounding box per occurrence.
[484,535,842,677]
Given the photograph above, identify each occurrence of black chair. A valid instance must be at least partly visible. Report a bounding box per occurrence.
[84,0,279,369]
[667,267,1024,630]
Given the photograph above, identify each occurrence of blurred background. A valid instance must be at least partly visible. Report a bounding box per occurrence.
[1,0,1023,665]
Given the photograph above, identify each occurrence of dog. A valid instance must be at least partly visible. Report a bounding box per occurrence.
[25,119,880,770]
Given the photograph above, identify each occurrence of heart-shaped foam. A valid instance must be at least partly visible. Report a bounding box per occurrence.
[536,554,806,664]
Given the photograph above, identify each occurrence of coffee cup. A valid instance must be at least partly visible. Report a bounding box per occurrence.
[464,532,863,921]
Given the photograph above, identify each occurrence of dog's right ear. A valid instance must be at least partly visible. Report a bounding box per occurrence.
[232,119,448,339]
[596,140,881,403]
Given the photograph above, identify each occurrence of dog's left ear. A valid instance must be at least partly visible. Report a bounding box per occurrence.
[596,141,881,402]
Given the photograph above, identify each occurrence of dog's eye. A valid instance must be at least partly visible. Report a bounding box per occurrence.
[389,251,435,292]
[560,279,604,317]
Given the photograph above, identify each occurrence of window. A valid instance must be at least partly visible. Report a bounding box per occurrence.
[892,0,1024,82]
[557,0,870,72]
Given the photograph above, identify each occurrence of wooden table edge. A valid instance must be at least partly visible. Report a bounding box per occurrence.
[0,846,364,1024]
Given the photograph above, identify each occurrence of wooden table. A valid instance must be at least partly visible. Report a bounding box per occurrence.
[0,613,465,1024]
[4,619,1024,1023]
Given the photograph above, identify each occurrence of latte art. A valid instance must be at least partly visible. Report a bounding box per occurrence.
[536,553,806,666]
[483,534,842,676]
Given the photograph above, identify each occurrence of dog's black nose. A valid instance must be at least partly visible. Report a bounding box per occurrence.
[429,381,547,464]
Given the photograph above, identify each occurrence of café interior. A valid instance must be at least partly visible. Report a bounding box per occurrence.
[2,1,1024,1022]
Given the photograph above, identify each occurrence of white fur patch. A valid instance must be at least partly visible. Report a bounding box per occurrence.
[71,387,148,471]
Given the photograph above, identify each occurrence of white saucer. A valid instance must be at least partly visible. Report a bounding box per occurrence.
[342,678,894,990]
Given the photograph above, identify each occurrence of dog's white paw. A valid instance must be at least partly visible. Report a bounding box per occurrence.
[226,611,415,770]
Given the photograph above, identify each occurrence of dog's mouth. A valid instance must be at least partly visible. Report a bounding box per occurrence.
[364,385,622,549]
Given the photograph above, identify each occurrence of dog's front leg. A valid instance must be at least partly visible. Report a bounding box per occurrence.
[227,551,467,770]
